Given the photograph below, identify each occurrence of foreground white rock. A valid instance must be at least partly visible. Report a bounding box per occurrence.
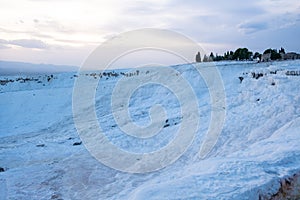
[0,60,300,199]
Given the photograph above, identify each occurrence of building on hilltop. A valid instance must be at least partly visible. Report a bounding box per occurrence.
[261,53,271,62]
[283,52,300,60]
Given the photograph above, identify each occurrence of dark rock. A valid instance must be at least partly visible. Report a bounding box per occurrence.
[251,72,264,79]
[0,167,5,172]
[163,124,170,128]
[238,77,244,83]
[51,193,63,199]
[73,142,82,146]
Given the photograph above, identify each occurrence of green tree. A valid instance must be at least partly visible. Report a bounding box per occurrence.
[214,53,224,61]
[264,49,282,60]
[209,52,215,61]
[279,47,285,54]
[253,52,261,60]
[233,48,253,60]
[195,52,201,62]
[229,51,234,60]
[203,54,209,62]
[263,48,273,54]
[271,52,281,60]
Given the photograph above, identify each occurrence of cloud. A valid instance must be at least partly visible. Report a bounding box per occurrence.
[0,44,10,49]
[10,39,48,49]
[0,0,299,65]
[238,22,269,34]
[0,39,8,44]
[0,39,48,49]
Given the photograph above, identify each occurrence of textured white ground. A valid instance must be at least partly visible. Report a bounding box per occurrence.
[0,60,300,199]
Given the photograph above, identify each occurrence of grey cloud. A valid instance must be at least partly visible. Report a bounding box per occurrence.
[238,22,269,34]
[126,0,268,43]
[0,38,48,49]
[240,21,300,53]
[0,39,9,49]
[1,19,75,37]
[275,13,300,29]
[0,44,10,49]
[0,27,51,38]
[125,2,163,15]
[35,20,77,34]
[0,39,8,44]
[0,27,19,34]
[167,0,266,17]
[10,39,48,49]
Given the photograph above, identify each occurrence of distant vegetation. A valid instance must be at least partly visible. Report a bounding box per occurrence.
[196,47,300,63]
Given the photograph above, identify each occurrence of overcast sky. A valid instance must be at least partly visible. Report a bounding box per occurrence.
[0,0,299,66]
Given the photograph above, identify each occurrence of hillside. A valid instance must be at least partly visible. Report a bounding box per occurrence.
[0,60,300,199]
